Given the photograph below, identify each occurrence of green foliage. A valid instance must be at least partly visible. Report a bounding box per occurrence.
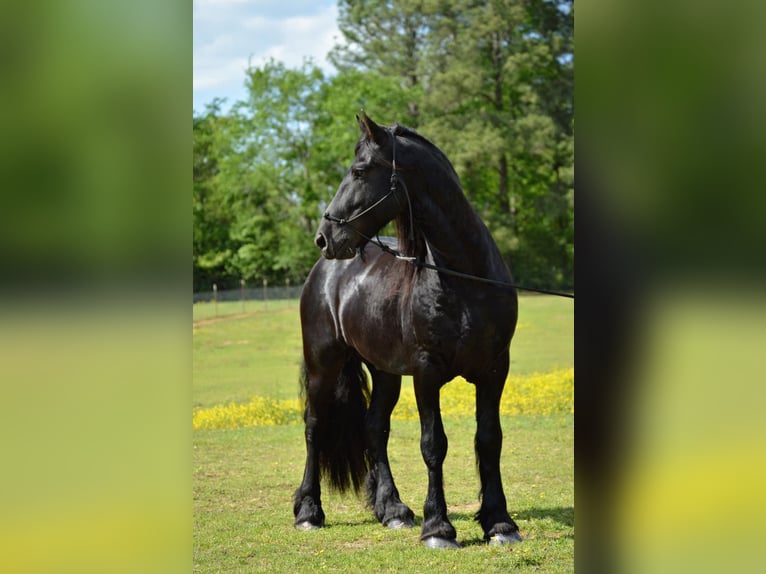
[193,0,574,290]
[331,0,430,124]
[193,101,234,291]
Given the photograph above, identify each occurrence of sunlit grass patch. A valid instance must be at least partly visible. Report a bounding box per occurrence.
[193,368,573,430]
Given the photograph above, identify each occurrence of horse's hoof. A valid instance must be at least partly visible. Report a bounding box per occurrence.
[423,536,460,549]
[386,518,415,530]
[488,531,523,546]
[294,521,322,531]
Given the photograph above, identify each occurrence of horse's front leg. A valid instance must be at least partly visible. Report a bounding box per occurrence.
[414,374,459,549]
[473,355,522,545]
[365,368,415,529]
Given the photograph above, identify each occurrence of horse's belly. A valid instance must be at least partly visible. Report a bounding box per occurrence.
[349,334,412,376]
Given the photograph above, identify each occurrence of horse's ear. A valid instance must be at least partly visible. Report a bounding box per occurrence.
[356,111,386,145]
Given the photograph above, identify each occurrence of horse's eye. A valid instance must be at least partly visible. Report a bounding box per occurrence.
[352,167,366,178]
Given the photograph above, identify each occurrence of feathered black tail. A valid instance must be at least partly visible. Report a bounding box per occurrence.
[299,354,370,493]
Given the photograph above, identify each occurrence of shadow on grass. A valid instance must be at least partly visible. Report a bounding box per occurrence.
[448,506,574,548]
[320,506,573,547]
[323,516,385,528]
[516,506,574,528]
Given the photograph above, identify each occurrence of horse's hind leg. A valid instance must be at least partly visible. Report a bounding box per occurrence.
[364,366,415,529]
[293,359,341,530]
[472,354,522,545]
[293,369,330,529]
[294,349,370,529]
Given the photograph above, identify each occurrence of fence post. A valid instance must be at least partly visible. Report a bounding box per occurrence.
[285,278,290,309]
[263,278,268,309]
[240,278,245,313]
[212,283,218,317]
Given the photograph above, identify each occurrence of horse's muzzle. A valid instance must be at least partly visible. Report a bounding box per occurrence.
[314,229,355,260]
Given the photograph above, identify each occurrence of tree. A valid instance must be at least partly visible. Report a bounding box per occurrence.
[193,100,237,291]
[221,60,327,285]
[331,0,429,125]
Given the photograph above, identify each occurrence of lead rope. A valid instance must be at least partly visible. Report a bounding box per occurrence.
[338,220,574,299]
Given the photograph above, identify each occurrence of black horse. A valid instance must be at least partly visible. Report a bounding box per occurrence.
[293,112,522,548]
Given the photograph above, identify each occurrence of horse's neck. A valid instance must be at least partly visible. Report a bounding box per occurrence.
[417,179,507,281]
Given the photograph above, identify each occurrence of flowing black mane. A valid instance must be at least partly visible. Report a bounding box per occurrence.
[390,124,459,178]
[373,124,464,266]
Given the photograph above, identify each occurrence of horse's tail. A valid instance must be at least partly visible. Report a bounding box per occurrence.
[300,354,370,494]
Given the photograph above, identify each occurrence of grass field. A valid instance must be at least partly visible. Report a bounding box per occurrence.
[193,299,297,323]
[193,294,573,572]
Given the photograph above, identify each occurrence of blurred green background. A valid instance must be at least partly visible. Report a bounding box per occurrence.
[0,2,189,573]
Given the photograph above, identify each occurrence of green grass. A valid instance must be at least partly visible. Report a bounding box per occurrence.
[193,294,573,571]
[193,303,304,406]
[194,416,573,573]
[512,294,574,375]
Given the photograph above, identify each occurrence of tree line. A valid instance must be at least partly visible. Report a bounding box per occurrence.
[194,0,573,292]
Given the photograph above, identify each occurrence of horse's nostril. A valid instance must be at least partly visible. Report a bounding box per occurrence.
[315,233,327,250]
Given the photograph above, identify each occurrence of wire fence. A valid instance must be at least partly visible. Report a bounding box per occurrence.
[193,283,304,322]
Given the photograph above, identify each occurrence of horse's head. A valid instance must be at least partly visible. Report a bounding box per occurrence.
[314,112,401,260]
